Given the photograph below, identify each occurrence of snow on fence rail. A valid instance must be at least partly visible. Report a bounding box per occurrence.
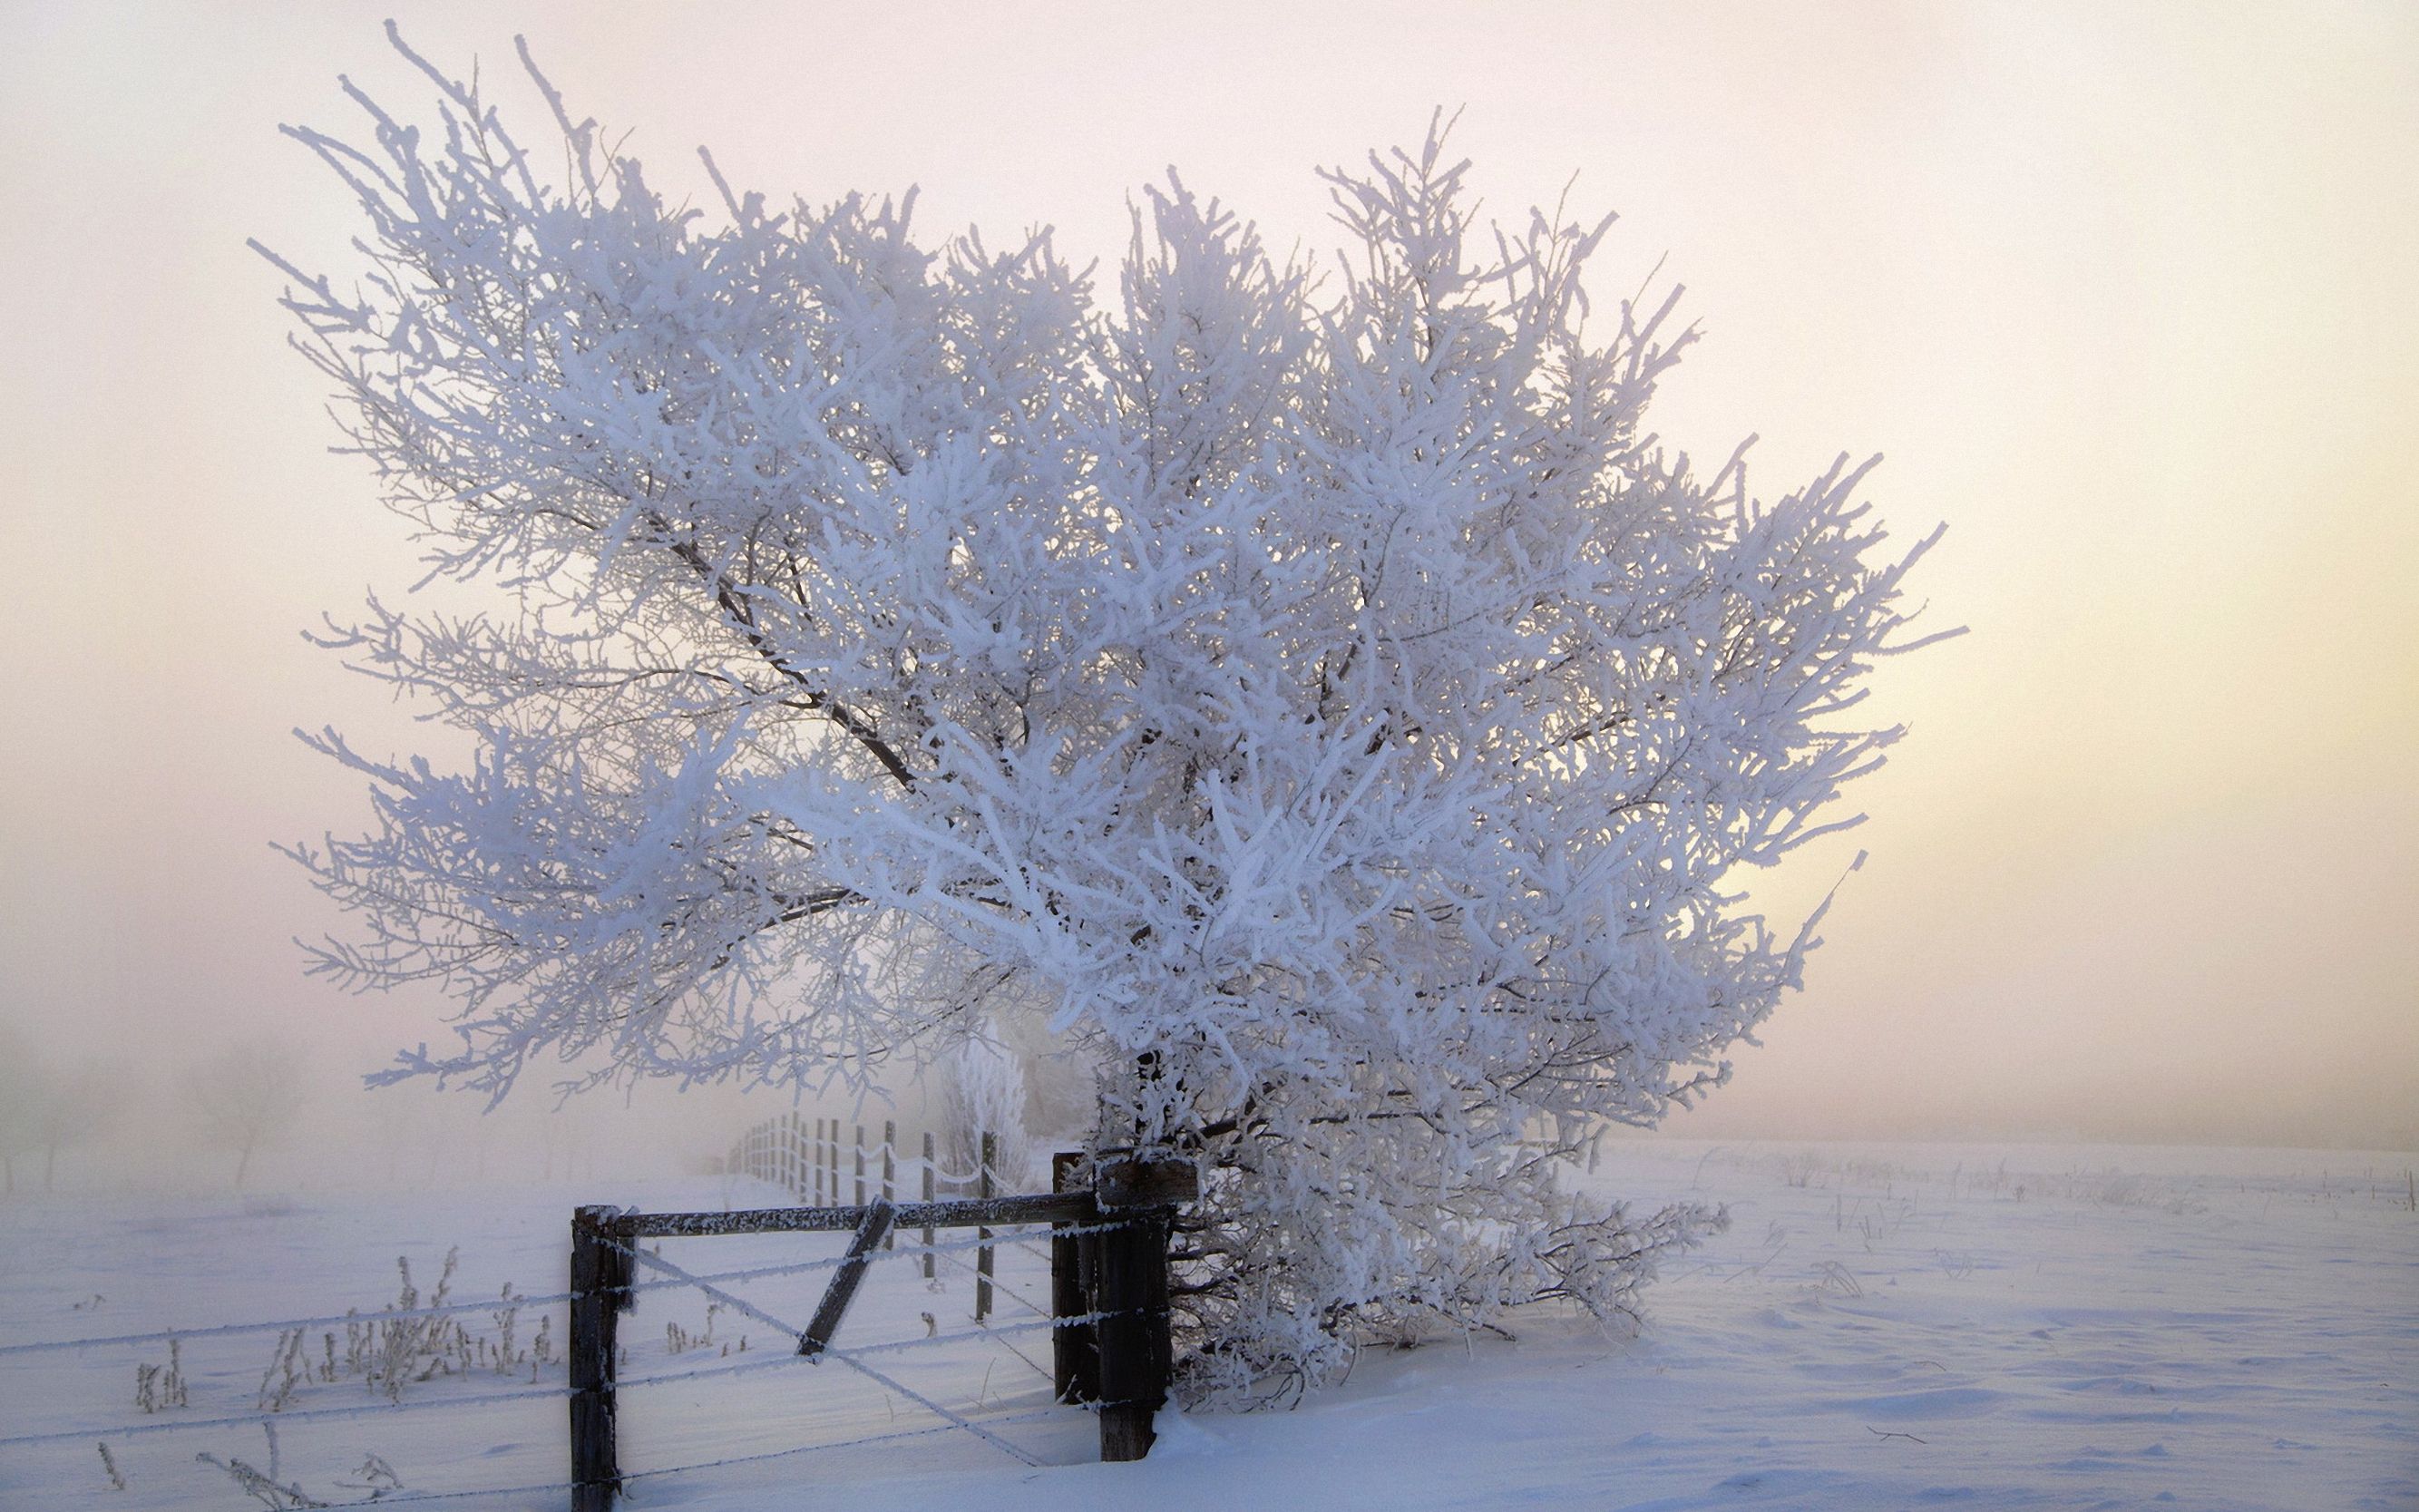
[1,1130,1192,1511]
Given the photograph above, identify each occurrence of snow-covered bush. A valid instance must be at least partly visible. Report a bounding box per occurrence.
[266,31,1946,1404]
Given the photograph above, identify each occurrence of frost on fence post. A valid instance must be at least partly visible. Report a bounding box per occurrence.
[976,1132,997,1323]
[568,1205,629,1512]
[921,1134,938,1280]
[882,1120,897,1249]
[1091,1154,1195,1460]
[266,32,1950,1409]
[1050,1150,1098,1406]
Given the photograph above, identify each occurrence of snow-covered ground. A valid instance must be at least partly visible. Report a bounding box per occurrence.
[3,1141,2412,1510]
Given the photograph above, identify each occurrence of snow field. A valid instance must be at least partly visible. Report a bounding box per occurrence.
[2,1141,2411,1510]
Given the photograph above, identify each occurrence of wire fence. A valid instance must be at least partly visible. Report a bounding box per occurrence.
[1,1127,1112,1508]
[725,1117,1016,1212]
[0,1221,1073,1364]
[604,1232,1049,1469]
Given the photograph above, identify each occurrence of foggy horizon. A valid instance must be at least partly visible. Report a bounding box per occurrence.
[4,1,2415,1200]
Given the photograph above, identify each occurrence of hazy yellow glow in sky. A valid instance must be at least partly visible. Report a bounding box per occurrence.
[2,1,2412,1149]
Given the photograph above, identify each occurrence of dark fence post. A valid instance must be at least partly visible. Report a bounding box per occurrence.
[1050,1151,1098,1404]
[881,1120,897,1249]
[1092,1211,1167,1461]
[854,1124,866,1205]
[1090,1154,1195,1463]
[569,1205,629,1511]
[975,1132,996,1322]
[797,1198,897,1359]
[921,1133,937,1279]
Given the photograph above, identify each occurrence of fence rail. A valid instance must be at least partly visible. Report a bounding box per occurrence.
[612,1191,1098,1237]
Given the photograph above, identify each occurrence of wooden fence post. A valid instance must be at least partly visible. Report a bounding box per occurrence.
[921,1133,937,1279]
[975,1132,996,1322]
[1050,1151,1098,1405]
[797,1198,897,1359]
[569,1205,630,1511]
[1089,1154,1194,1463]
[881,1121,897,1249]
[853,1124,866,1205]
[1092,1208,1171,1461]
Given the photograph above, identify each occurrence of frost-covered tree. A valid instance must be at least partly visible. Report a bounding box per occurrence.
[265,32,1948,1403]
[935,1019,1036,1191]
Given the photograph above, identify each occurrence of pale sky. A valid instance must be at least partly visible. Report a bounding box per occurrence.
[2,0,2413,1157]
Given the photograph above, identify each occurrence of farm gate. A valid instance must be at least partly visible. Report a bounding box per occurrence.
[570,1137,1193,1510]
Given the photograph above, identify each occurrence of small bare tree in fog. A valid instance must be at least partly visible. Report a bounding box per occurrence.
[0,1029,39,1195]
[265,33,1947,1402]
[31,1063,114,1192]
[184,1040,307,1189]
[0,1029,112,1193]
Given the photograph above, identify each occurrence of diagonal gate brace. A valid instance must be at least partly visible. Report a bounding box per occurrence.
[798,1196,895,1359]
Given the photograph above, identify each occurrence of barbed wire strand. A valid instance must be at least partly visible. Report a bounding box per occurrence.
[933,1246,1052,1322]
[611,1239,1042,1468]
[0,1293,578,1359]
[0,1310,1104,1455]
[624,1310,1103,1391]
[0,1214,1137,1360]
[1,1233,1115,1450]
[291,1408,1068,1512]
[2,1198,1129,1463]
[0,1383,573,1451]
[922,1253,1060,1388]
[624,1405,1059,1484]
